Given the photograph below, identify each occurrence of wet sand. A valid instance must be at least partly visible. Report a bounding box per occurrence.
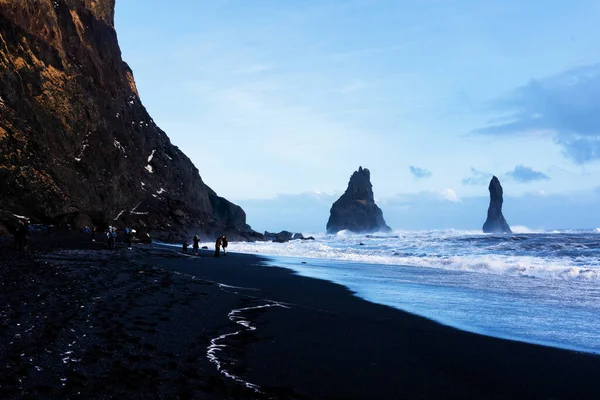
[2,233,600,399]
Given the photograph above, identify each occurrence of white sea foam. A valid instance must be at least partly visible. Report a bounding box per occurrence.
[511,225,542,234]
[197,229,600,281]
[206,300,288,393]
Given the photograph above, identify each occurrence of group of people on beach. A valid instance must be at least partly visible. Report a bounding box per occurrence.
[215,235,228,257]
[184,235,228,257]
[11,218,224,256]
[105,226,136,249]
[106,227,118,249]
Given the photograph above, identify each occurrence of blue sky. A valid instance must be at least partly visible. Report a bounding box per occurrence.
[115,1,600,231]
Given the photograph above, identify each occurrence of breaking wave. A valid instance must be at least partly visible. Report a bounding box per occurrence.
[199,229,600,281]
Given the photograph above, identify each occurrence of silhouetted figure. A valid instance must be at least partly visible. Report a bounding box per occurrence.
[23,220,29,249]
[13,223,20,250]
[182,242,189,254]
[193,235,199,256]
[92,226,96,242]
[47,224,53,239]
[66,223,71,235]
[124,227,133,249]
[107,228,116,249]
[14,220,25,250]
[221,235,228,255]
[215,236,222,258]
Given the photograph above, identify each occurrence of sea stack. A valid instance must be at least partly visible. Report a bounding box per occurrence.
[326,167,391,234]
[482,176,512,234]
[0,1,257,240]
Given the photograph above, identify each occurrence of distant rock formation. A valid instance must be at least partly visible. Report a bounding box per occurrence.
[326,167,391,234]
[482,176,512,234]
[293,232,315,241]
[264,230,313,243]
[0,1,260,241]
[265,230,293,242]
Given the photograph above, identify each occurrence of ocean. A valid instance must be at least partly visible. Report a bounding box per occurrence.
[200,228,600,354]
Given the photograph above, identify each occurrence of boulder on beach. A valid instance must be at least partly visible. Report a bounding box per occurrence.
[482,176,512,234]
[326,167,391,234]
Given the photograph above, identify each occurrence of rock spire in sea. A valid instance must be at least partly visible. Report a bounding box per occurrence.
[326,166,392,234]
[482,176,512,234]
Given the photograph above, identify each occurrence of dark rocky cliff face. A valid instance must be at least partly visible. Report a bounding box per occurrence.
[482,176,512,234]
[326,167,391,234]
[0,0,259,240]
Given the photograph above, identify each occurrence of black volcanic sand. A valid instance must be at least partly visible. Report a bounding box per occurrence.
[2,233,600,399]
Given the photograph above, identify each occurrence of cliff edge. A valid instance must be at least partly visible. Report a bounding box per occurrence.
[0,0,258,240]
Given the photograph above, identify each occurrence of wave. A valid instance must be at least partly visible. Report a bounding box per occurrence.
[203,238,600,281]
[394,254,600,280]
[510,225,540,234]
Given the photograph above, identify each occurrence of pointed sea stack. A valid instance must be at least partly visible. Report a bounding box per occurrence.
[326,167,392,234]
[482,176,512,233]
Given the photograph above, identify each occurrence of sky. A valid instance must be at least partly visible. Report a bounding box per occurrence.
[115,1,600,232]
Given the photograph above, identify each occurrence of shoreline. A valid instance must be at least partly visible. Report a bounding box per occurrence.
[161,238,600,356]
[2,234,600,399]
[257,254,600,356]
[150,244,600,399]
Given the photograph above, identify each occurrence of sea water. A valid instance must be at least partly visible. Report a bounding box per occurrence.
[201,228,600,354]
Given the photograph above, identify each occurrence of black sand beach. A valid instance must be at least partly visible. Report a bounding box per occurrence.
[2,233,600,399]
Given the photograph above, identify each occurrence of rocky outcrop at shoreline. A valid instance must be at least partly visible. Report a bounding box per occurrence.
[326,167,391,234]
[264,231,314,243]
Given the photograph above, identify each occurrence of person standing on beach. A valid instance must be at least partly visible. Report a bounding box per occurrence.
[92,226,96,242]
[214,236,222,257]
[193,235,199,256]
[23,220,29,249]
[14,220,24,250]
[221,235,228,255]
[124,228,133,249]
[107,227,116,249]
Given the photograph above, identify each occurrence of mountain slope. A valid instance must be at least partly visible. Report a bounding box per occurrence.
[0,0,258,239]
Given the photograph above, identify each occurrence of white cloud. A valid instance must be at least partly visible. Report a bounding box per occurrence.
[439,188,460,202]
